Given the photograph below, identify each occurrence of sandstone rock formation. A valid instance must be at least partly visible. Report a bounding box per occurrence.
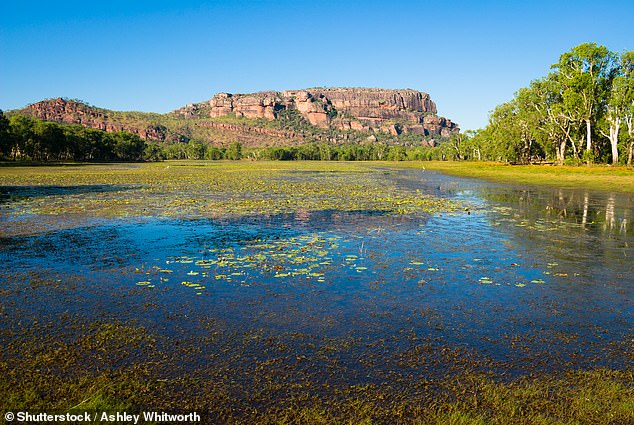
[289,90,331,128]
[22,98,169,141]
[190,88,459,136]
[19,88,459,148]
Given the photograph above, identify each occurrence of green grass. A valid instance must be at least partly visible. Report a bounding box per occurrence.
[2,314,632,422]
[2,333,632,425]
[401,161,634,193]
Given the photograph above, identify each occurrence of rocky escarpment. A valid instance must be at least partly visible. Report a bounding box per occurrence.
[21,98,171,141]
[19,88,458,148]
[174,88,459,137]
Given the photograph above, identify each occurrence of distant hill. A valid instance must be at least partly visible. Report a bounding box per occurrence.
[14,88,459,148]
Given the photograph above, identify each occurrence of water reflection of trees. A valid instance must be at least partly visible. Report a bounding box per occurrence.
[482,188,634,279]
[485,188,633,236]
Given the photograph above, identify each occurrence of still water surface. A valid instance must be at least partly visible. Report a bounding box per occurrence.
[1,168,632,384]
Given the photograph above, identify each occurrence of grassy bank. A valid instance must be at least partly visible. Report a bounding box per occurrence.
[1,319,632,424]
[400,161,634,193]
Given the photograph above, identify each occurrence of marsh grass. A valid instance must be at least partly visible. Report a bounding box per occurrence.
[2,335,632,425]
[405,161,634,193]
[0,161,456,232]
[1,274,631,424]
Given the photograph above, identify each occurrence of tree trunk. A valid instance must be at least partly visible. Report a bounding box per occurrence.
[570,137,579,159]
[586,119,592,152]
[609,117,620,165]
[556,139,567,165]
[627,117,633,166]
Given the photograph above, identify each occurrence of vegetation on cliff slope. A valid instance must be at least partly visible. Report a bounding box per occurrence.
[0,110,447,162]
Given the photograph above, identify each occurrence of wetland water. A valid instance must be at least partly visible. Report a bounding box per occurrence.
[0,163,632,409]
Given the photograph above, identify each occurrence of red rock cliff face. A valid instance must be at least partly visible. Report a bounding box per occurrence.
[201,88,458,136]
[22,98,168,141]
[311,87,436,118]
[20,88,458,148]
[209,92,281,120]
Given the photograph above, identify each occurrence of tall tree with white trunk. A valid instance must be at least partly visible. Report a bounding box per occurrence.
[553,43,618,162]
[620,51,634,165]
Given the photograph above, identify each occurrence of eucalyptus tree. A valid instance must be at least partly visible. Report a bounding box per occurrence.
[599,50,634,165]
[33,120,66,161]
[519,75,578,164]
[621,51,634,165]
[7,115,36,160]
[602,65,626,164]
[445,130,480,160]
[553,43,618,162]
[515,84,548,162]
[447,132,468,160]
[487,100,526,163]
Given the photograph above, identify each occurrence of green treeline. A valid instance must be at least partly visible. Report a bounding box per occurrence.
[449,43,634,165]
[0,114,147,162]
[162,140,439,161]
[0,112,449,163]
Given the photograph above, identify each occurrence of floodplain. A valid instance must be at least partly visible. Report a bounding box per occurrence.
[1,161,632,424]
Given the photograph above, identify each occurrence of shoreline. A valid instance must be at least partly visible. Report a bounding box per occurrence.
[398,161,634,193]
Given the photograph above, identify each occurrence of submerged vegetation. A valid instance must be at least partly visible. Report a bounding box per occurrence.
[2,315,632,425]
[0,161,456,237]
[1,161,632,423]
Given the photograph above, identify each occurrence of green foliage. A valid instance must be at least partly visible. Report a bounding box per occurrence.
[2,115,147,162]
[205,146,225,160]
[474,43,634,165]
[144,143,165,161]
[247,143,441,162]
[273,108,315,132]
[113,131,146,161]
[226,142,243,160]
[0,110,9,157]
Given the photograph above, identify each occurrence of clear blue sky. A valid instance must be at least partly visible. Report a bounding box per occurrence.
[2,0,633,131]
